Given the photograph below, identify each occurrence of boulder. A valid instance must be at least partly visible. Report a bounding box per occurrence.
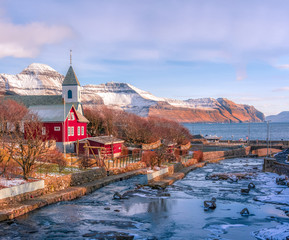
[113,192,123,200]
[240,208,250,216]
[204,197,217,210]
[241,188,250,194]
[248,182,255,189]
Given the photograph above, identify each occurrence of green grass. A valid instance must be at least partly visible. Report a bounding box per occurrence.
[36,163,82,175]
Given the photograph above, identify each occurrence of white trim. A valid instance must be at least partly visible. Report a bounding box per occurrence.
[78,126,80,136]
[71,127,74,136]
[42,127,46,135]
[68,127,71,136]
[81,126,84,135]
[54,126,60,131]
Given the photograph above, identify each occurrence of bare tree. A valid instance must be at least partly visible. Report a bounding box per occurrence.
[6,113,52,180]
[0,99,28,176]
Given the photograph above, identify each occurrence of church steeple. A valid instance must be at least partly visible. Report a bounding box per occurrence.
[62,50,81,103]
[62,66,80,86]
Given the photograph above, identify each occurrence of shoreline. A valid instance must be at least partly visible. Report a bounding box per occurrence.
[0,147,250,222]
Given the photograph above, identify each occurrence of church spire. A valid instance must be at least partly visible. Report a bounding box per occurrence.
[70,49,72,66]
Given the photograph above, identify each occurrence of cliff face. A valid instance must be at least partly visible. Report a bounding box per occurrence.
[149,99,265,123]
[0,63,265,123]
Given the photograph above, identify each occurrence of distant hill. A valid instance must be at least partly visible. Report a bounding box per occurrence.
[0,63,265,123]
[266,111,289,122]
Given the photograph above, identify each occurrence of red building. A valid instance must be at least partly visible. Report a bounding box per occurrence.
[77,136,124,158]
[29,104,88,151]
[11,64,89,152]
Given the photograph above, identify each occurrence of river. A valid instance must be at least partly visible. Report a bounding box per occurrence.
[183,122,289,141]
[1,158,289,239]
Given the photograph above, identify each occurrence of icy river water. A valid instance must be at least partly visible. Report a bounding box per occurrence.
[1,158,289,240]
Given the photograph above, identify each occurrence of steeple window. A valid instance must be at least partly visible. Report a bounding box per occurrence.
[68,90,72,99]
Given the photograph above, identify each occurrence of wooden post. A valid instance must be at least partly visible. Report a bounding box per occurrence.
[76,139,79,156]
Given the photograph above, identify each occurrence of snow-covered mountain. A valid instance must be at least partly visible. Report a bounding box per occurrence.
[0,63,63,95]
[0,63,265,123]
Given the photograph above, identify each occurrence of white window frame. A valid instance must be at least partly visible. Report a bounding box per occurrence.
[81,126,84,135]
[68,127,71,136]
[54,126,60,131]
[71,112,75,120]
[77,126,80,136]
[42,127,46,135]
[71,127,74,136]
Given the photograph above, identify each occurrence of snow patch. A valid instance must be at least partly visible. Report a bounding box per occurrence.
[253,222,289,240]
[21,63,58,74]
[204,223,245,235]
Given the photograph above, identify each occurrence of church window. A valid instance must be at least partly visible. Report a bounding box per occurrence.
[68,90,72,99]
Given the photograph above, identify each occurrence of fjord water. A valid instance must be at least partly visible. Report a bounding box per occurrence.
[1,158,289,239]
[183,122,289,141]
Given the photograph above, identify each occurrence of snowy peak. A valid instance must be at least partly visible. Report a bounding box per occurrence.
[84,82,163,101]
[0,63,64,95]
[82,82,161,116]
[20,63,58,75]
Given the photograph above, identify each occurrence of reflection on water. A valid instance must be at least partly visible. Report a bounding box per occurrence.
[0,158,289,239]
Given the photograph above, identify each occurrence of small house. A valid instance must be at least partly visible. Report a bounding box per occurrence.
[76,136,124,158]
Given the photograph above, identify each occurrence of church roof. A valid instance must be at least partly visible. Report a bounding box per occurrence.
[4,95,63,107]
[62,66,80,86]
[28,104,89,123]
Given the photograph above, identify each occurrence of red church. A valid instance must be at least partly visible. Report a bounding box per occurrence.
[8,64,89,152]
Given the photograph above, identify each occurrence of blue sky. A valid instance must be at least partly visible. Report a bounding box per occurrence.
[1,0,289,116]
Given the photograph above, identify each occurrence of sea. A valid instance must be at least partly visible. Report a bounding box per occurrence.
[183,122,289,141]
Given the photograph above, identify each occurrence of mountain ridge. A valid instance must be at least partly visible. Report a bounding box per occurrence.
[266,111,289,122]
[0,63,265,123]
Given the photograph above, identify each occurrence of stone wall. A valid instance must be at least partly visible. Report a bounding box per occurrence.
[203,147,250,162]
[252,148,281,157]
[109,162,146,175]
[203,151,225,161]
[182,158,198,167]
[44,168,106,193]
[263,158,289,176]
[147,159,198,183]
[0,188,44,206]
[0,168,106,206]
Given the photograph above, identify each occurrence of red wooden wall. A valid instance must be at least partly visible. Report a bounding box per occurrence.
[31,107,87,143]
[77,139,122,157]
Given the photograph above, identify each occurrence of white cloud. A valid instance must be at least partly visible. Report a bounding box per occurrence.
[273,87,289,92]
[45,0,289,80]
[70,1,289,58]
[0,20,72,58]
[276,64,289,69]
[3,1,289,78]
